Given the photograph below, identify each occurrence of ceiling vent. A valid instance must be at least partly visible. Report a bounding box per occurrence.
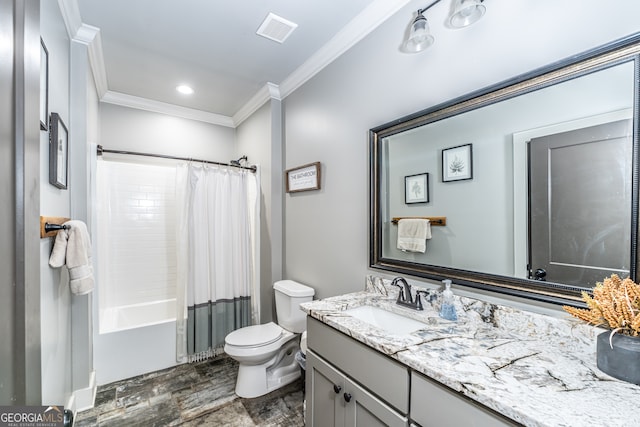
[256,12,298,44]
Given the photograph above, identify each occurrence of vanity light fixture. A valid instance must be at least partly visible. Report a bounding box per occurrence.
[402,0,486,54]
[449,0,486,28]
[176,84,194,95]
[402,8,435,53]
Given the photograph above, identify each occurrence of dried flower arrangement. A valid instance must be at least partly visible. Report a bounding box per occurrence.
[563,274,640,337]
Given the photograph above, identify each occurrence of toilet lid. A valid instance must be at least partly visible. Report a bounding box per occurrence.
[225,322,283,347]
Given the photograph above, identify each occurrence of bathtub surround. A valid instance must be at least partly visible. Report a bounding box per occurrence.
[301,275,640,426]
[96,159,178,321]
[93,159,180,385]
[94,139,261,384]
[176,163,260,362]
[74,355,304,426]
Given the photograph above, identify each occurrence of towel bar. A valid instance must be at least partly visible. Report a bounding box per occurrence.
[391,216,446,226]
[40,216,71,238]
[45,223,69,233]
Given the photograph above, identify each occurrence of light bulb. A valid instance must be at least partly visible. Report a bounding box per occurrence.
[176,85,194,95]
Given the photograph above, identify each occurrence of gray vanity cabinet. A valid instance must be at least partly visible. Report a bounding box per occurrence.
[306,317,409,427]
[411,372,519,427]
[306,316,523,427]
[306,351,343,427]
[307,351,408,427]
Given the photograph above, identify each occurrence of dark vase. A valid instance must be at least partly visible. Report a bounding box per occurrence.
[596,331,640,385]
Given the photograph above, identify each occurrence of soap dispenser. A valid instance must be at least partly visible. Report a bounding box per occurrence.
[439,279,457,321]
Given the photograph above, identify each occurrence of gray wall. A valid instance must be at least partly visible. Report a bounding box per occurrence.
[98,103,236,159]
[0,0,100,408]
[1,0,41,405]
[236,100,285,323]
[282,2,640,304]
[40,0,73,406]
[0,0,17,405]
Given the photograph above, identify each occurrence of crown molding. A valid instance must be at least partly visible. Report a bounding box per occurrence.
[58,0,82,39]
[267,82,282,100]
[74,24,108,98]
[233,83,281,126]
[58,0,408,128]
[233,0,410,125]
[102,91,236,127]
[277,0,411,99]
[59,0,109,97]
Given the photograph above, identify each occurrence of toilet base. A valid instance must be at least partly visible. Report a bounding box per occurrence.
[234,340,301,398]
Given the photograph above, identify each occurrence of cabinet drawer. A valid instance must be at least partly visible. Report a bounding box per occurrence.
[307,317,410,413]
[411,372,520,427]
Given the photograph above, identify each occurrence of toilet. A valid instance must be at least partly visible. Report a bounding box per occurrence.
[224,280,315,398]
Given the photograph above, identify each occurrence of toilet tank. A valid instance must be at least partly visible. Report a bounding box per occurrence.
[274,280,315,333]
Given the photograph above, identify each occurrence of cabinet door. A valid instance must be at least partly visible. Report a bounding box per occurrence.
[411,372,519,427]
[344,377,408,427]
[307,317,410,413]
[307,351,345,427]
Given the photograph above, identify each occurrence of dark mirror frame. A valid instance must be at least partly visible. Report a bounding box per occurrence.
[370,34,640,306]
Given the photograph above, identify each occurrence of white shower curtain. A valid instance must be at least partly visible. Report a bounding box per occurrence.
[175,163,259,362]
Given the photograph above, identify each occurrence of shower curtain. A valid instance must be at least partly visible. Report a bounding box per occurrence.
[175,163,259,362]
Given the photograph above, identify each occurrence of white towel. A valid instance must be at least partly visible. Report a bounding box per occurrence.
[397,218,431,253]
[49,220,94,295]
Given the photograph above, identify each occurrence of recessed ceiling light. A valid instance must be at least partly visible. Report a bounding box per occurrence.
[176,85,194,95]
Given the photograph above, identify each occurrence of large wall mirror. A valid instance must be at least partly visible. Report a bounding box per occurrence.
[370,35,640,305]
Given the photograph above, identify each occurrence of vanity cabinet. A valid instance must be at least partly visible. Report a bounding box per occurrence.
[307,351,408,427]
[411,372,519,427]
[306,317,409,427]
[306,317,521,427]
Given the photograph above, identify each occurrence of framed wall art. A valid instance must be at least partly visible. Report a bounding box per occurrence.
[442,143,473,182]
[49,113,68,189]
[405,173,429,204]
[285,162,321,193]
[40,38,49,130]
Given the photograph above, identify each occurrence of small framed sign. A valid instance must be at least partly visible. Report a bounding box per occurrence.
[285,162,321,193]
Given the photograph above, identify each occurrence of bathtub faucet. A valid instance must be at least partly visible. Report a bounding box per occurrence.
[390,277,423,311]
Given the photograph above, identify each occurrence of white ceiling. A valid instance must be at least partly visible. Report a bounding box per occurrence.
[73,0,406,127]
[66,1,640,129]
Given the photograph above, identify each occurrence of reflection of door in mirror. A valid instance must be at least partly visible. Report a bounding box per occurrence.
[529,119,632,287]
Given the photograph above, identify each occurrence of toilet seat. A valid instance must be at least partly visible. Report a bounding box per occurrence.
[225,322,283,348]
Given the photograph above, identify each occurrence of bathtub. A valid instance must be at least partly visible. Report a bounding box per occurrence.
[100,299,176,334]
[95,299,180,385]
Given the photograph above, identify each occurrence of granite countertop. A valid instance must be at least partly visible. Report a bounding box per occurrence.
[300,276,640,427]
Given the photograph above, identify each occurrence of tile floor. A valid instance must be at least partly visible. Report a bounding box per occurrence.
[75,355,305,426]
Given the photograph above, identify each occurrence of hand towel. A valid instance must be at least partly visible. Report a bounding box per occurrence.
[397,218,431,253]
[49,220,94,295]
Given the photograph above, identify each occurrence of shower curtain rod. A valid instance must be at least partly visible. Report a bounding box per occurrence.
[96,145,257,172]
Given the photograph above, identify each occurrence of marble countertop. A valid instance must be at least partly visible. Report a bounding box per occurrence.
[300,276,640,427]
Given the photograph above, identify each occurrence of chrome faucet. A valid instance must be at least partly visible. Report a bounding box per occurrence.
[390,277,423,311]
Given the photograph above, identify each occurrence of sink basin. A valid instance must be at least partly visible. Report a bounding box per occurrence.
[345,305,426,335]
